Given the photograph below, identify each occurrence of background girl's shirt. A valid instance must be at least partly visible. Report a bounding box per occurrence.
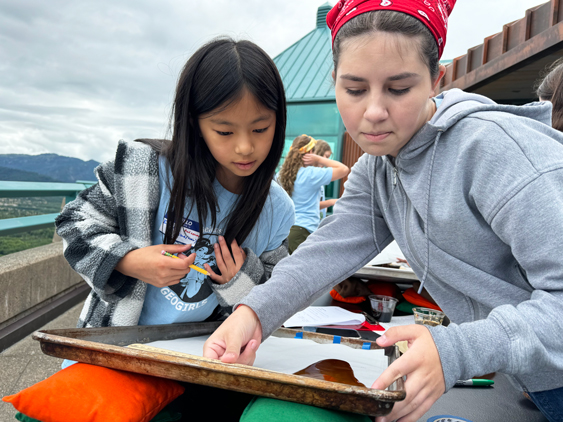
[320,186,326,219]
[292,166,333,233]
[138,156,294,325]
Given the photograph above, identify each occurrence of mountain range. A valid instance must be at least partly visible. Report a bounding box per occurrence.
[0,154,100,183]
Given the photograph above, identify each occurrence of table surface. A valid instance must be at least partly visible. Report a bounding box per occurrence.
[418,372,547,422]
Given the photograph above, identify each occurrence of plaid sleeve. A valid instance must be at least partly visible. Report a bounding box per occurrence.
[55,140,159,302]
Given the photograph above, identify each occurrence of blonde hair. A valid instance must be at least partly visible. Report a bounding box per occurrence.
[278,135,315,196]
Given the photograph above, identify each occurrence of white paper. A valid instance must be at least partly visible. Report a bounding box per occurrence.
[366,240,406,265]
[282,306,365,328]
[145,335,388,388]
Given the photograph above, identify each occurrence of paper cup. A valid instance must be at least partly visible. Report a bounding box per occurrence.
[368,295,398,323]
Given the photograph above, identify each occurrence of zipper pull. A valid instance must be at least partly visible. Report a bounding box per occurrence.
[393,168,398,185]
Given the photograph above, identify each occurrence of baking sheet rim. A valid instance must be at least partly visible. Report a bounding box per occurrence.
[32,327,406,403]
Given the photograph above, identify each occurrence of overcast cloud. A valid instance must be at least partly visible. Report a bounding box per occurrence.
[0,0,550,163]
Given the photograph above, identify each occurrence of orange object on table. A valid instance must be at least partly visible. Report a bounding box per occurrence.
[402,287,442,311]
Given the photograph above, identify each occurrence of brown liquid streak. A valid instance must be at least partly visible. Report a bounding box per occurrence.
[294,359,366,388]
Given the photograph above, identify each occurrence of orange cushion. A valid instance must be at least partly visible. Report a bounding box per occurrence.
[2,363,185,422]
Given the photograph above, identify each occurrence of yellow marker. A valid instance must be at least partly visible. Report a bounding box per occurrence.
[161,250,210,276]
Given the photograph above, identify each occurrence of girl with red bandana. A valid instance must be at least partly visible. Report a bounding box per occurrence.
[204,1,563,421]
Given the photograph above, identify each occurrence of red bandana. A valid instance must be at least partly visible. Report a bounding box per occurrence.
[326,0,456,58]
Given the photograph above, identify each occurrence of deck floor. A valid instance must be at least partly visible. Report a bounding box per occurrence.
[0,302,83,421]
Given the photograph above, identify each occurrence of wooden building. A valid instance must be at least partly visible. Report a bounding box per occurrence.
[440,0,563,104]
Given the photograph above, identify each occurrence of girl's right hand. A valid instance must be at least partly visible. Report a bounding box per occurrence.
[115,244,196,288]
[203,305,262,365]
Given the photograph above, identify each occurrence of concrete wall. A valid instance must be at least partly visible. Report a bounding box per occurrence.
[0,241,84,329]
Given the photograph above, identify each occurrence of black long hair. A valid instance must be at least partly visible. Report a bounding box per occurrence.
[138,37,286,247]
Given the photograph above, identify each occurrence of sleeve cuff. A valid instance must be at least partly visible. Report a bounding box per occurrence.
[211,247,265,307]
[428,314,513,391]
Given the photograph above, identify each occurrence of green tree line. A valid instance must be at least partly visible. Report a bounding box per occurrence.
[0,197,64,257]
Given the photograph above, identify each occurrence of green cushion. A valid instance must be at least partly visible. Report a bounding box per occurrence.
[14,409,181,422]
[240,397,373,422]
[149,409,182,422]
[15,413,40,422]
[395,300,416,314]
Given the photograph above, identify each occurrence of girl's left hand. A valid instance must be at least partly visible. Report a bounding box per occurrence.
[302,153,319,166]
[205,236,247,285]
[373,325,445,422]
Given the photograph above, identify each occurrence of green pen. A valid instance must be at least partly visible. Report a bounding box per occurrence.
[454,379,494,387]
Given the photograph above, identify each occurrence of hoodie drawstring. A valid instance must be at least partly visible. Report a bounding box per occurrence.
[383,157,399,213]
[418,130,443,294]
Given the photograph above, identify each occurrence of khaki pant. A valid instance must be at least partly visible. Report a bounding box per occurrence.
[288,225,311,255]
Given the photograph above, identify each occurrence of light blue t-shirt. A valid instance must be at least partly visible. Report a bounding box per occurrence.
[292,166,333,233]
[434,94,444,108]
[320,186,327,219]
[138,156,294,325]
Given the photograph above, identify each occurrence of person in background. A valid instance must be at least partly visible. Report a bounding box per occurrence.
[312,140,339,219]
[203,1,563,421]
[536,57,563,131]
[277,134,349,254]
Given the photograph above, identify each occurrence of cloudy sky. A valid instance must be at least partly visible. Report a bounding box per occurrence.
[0,0,550,163]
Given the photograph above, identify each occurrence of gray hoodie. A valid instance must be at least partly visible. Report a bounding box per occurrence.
[240,89,563,393]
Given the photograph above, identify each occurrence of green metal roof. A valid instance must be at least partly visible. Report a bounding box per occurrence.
[274,3,335,103]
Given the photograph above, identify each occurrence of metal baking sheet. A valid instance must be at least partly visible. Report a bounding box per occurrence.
[32,321,405,417]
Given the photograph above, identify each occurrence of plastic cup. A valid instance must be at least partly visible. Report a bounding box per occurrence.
[368,295,398,323]
[412,307,445,327]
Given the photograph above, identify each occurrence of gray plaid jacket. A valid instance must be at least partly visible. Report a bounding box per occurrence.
[56,140,290,328]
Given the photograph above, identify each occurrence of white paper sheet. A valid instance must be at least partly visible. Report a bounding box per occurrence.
[366,241,406,265]
[145,335,389,388]
[282,306,365,328]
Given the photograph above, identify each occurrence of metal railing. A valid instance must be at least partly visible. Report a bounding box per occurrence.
[0,180,95,236]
